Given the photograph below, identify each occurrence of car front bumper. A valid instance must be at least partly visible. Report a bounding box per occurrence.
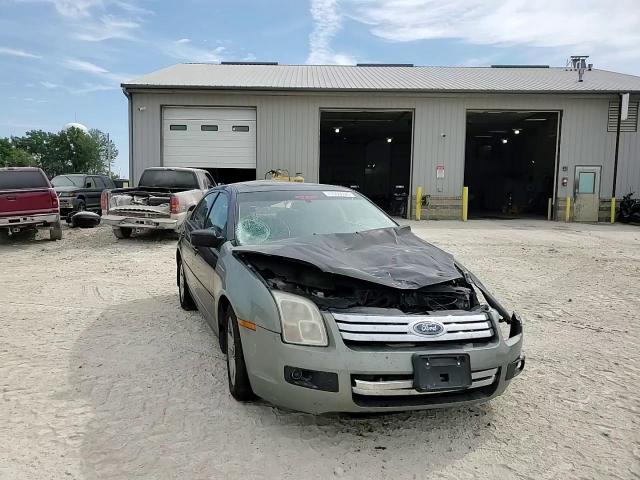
[241,314,524,414]
[101,214,178,231]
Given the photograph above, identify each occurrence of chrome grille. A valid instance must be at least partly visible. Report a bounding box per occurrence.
[333,311,494,343]
[352,368,498,396]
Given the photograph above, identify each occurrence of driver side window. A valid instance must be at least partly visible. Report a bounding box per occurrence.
[191,193,217,229]
[204,192,229,234]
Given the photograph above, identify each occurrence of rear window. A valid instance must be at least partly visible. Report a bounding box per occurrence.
[138,169,199,189]
[0,170,49,189]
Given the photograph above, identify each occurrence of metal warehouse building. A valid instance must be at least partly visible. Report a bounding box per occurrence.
[122,61,640,221]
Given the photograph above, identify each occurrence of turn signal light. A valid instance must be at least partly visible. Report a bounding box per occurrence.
[100,190,108,212]
[49,189,59,209]
[170,195,180,214]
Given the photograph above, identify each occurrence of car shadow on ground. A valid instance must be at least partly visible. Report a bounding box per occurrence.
[68,295,496,479]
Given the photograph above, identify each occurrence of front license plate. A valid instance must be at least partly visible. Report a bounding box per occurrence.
[412,354,472,392]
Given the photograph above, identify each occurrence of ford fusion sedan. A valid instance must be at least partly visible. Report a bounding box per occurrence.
[176,181,524,414]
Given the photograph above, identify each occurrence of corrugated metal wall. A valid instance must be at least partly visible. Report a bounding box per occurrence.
[129,91,640,200]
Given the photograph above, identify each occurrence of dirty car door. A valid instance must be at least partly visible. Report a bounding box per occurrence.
[190,191,229,330]
[182,192,217,310]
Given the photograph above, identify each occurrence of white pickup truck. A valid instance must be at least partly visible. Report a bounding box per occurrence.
[101,167,216,239]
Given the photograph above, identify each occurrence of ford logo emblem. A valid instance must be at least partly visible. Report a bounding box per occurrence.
[411,320,445,337]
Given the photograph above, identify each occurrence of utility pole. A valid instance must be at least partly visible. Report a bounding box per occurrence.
[107,133,112,177]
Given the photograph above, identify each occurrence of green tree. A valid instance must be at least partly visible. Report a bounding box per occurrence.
[5,127,115,177]
[11,130,63,175]
[0,138,35,168]
[89,129,118,174]
[53,127,101,174]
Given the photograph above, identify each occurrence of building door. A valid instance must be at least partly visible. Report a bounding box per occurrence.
[162,107,257,183]
[573,166,601,222]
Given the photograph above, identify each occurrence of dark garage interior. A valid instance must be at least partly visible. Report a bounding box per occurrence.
[319,110,412,216]
[464,111,559,218]
[202,168,257,185]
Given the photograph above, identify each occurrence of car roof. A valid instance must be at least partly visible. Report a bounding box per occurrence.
[0,167,45,172]
[144,167,207,173]
[229,180,354,194]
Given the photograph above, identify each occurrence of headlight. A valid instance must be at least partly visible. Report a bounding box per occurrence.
[58,192,75,197]
[272,291,328,346]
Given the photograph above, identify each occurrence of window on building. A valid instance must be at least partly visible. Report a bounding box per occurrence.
[608,101,639,132]
[170,124,187,131]
[201,125,218,131]
[232,125,250,132]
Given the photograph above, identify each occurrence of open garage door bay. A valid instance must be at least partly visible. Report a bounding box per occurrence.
[319,110,412,217]
[162,107,257,183]
[464,111,560,219]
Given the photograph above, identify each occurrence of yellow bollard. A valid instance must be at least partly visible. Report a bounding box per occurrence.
[415,186,422,221]
[565,196,571,222]
[462,186,469,222]
[547,198,553,221]
[610,197,616,224]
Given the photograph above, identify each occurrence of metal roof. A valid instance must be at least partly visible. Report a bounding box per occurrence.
[122,64,640,94]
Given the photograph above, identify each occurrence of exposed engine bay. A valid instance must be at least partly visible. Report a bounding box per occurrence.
[240,253,480,313]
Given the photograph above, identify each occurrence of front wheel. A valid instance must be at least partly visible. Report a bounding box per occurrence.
[178,260,196,311]
[226,308,254,401]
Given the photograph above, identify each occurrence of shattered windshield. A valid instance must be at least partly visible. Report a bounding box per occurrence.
[235,189,397,245]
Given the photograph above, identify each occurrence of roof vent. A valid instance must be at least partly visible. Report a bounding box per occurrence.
[356,63,414,67]
[490,65,549,68]
[220,61,278,65]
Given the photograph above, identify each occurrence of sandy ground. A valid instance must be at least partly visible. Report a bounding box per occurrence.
[0,220,639,480]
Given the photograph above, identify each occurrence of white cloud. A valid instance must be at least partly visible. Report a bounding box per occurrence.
[166,39,226,63]
[342,0,640,71]
[50,0,102,18]
[0,47,41,59]
[40,81,60,89]
[63,58,133,84]
[74,15,140,41]
[65,59,110,74]
[307,0,355,64]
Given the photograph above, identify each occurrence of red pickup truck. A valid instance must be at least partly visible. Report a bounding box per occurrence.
[0,167,63,241]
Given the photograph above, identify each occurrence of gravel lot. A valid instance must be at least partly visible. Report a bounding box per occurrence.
[1,220,639,480]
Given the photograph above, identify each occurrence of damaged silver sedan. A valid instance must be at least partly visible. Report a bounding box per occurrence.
[176,181,524,414]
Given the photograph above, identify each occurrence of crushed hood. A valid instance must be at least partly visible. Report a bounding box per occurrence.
[233,226,462,289]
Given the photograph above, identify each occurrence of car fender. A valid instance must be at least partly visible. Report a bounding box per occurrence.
[218,244,281,334]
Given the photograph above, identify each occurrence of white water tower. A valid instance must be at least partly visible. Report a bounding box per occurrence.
[63,122,89,134]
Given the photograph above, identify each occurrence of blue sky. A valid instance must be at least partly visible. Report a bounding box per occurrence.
[2,0,639,178]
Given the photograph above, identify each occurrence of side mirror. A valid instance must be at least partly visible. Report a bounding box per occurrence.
[86,183,92,188]
[191,228,224,248]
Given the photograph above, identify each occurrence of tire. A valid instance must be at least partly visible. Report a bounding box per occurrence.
[112,227,132,239]
[49,221,62,241]
[226,308,254,401]
[75,199,86,212]
[178,260,196,311]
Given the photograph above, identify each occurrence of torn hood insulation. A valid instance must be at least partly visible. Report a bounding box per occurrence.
[233,226,463,289]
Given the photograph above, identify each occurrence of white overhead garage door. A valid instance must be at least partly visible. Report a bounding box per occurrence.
[162,107,256,169]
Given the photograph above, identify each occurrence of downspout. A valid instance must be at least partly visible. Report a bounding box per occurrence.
[122,87,134,185]
[612,93,623,203]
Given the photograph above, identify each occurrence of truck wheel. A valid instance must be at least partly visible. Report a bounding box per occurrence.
[178,261,196,311]
[49,221,63,241]
[226,308,254,401]
[113,227,132,239]
[75,199,86,212]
